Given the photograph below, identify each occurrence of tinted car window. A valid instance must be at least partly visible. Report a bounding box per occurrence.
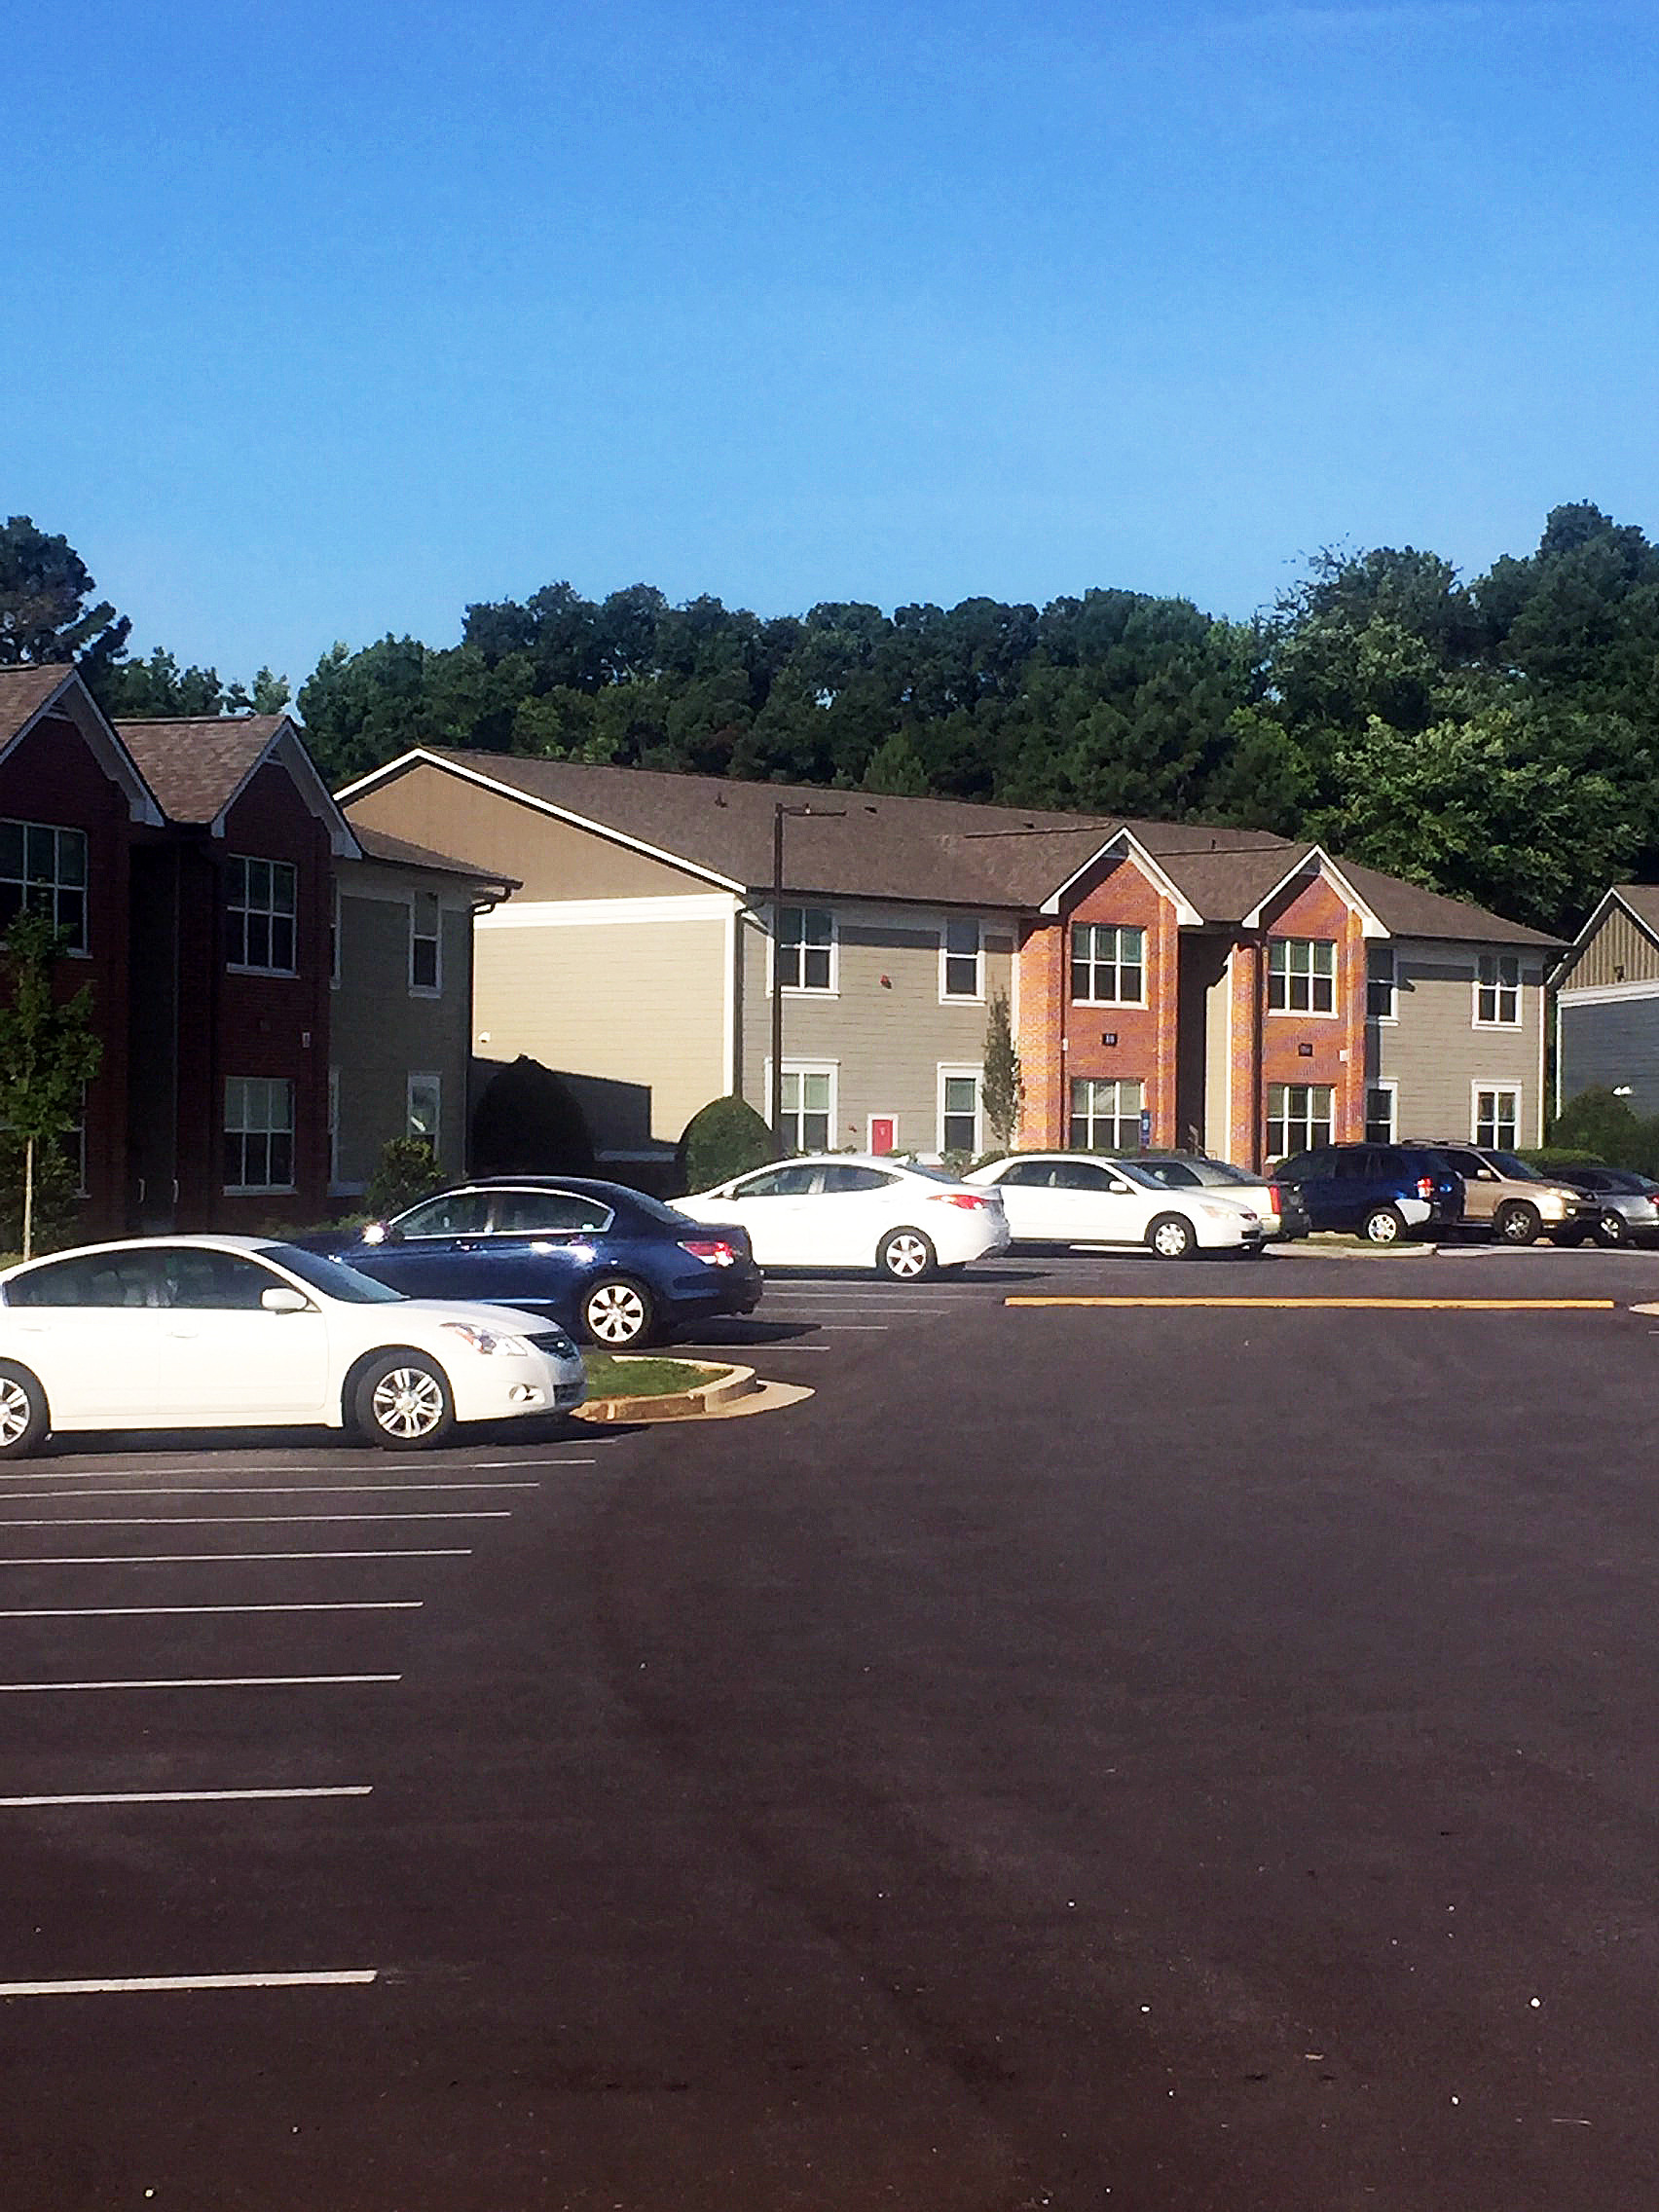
[490,1192,613,1235]
[160,1248,286,1309]
[819,1164,894,1194]
[393,1193,492,1238]
[730,1165,819,1199]
[1334,1150,1376,1179]
[1141,1161,1201,1188]
[995,1160,1052,1187]
[1280,1151,1335,1179]
[1051,1161,1116,1191]
[6,1250,163,1308]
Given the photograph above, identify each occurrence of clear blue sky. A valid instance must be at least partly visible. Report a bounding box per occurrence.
[9,0,1657,690]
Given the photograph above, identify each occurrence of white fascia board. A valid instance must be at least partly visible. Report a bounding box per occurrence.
[2,670,165,826]
[474,893,739,929]
[1241,846,1387,940]
[1554,977,1659,1007]
[1037,829,1202,927]
[1547,887,1659,988]
[338,749,745,895]
[211,722,362,858]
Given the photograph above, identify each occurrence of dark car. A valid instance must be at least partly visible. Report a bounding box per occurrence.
[1548,1163,1659,1247]
[1272,1143,1464,1244]
[297,1178,763,1349]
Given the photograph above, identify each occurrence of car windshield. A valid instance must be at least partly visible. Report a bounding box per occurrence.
[1098,1159,1162,1190]
[1180,1159,1254,1186]
[1486,1151,1540,1181]
[258,1244,407,1304]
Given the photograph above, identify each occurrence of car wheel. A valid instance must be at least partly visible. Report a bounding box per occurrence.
[1362,1205,1404,1245]
[1596,1209,1630,1248]
[1148,1212,1196,1261]
[877,1228,937,1280]
[354,1352,455,1451]
[582,1275,655,1347]
[1495,1201,1540,1245]
[0,1363,49,1459]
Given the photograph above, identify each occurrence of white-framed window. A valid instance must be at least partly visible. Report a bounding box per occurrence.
[327,1067,341,1187]
[938,1066,983,1154]
[774,905,835,992]
[1473,1084,1521,1150]
[410,891,441,994]
[779,1064,835,1151]
[1069,1076,1144,1152]
[1267,1083,1335,1159]
[1364,1081,1397,1145]
[227,856,297,974]
[1071,924,1145,1006]
[407,1072,441,1152]
[940,916,983,1001]
[0,820,89,952]
[224,1077,295,1193]
[1367,945,1396,1022]
[1475,953,1521,1026]
[1268,939,1336,1014]
[329,879,342,988]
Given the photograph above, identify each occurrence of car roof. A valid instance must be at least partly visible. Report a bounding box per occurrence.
[443,1177,639,1201]
[0,1233,282,1281]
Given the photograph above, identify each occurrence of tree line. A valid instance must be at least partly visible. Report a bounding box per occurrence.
[6,501,1659,935]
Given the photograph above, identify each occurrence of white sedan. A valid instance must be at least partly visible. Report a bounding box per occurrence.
[679,1155,1010,1277]
[965,1153,1267,1259]
[0,1235,588,1458]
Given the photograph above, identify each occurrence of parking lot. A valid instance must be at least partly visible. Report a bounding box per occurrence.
[5,1240,1659,2209]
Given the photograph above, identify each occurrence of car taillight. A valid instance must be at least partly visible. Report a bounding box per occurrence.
[679,1238,738,1267]
[1417,1176,1434,1199]
[930,1192,991,1209]
[1268,1183,1282,1212]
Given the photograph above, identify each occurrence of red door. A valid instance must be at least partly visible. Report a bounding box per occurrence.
[869,1117,897,1156]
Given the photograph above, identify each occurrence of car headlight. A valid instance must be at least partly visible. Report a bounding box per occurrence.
[1196,1201,1240,1221]
[439,1321,533,1357]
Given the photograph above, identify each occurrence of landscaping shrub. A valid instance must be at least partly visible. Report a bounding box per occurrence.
[1549,1088,1659,1177]
[0,1135,80,1256]
[365,1135,444,1219]
[676,1095,777,1193]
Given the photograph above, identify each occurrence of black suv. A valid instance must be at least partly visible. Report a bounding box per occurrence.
[1272,1144,1464,1244]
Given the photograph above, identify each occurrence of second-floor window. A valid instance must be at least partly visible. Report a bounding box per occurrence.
[941,917,982,999]
[1476,953,1521,1025]
[776,905,834,991]
[228,857,297,973]
[410,891,441,992]
[1367,945,1396,1020]
[1072,924,1145,1005]
[1268,938,1335,1014]
[0,820,88,951]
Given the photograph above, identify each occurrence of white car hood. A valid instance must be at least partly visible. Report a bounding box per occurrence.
[386,1298,571,1337]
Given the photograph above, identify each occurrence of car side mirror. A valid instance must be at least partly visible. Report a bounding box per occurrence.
[1108,1178,1132,1194]
[262,1286,311,1314]
[1480,1169,1498,1181]
[360,1221,398,1244]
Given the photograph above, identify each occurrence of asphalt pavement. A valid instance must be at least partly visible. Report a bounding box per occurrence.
[3,1241,1658,2209]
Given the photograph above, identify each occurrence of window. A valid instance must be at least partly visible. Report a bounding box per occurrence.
[410,891,441,993]
[406,1073,441,1153]
[1474,1086,1521,1150]
[0,821,88,951]
[781,1067,834,1151]
[1069,1077,1144,1152]
[1267,1083,1335,1159]
[223,1078,294,1193]
[1268,939,1336,1014]
[939,1069,982,1154]
[393,1192,491,1238]
[775,906,834,991]
[489,1191,614,1235]
[1071,924,1145,1005]
[1476,954,1521,1026]
[820,1164,895,1194]
[160,1248,288,1310]
[227,856,297,973]
[1367,945,1396,1021]
[1365,1083,1397,1145]
[731,1163,820,1199]
[940,917,983,1000]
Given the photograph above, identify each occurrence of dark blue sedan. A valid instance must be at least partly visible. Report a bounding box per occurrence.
[298,1178,763,1348]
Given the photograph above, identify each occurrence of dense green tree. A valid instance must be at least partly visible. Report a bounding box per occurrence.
[0,913,103,1258]
[0,515,129,676]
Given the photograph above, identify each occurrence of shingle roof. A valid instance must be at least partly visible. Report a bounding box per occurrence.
[115,715,288,825]
[0,664,78,746]
[1609,884,1659,936]
[350,822,519,889]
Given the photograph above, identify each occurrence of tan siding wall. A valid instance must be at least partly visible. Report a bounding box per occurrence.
[1373,940,1545,1144]
[1203,953,1233,1153]
[739,903,1014,1151]
[1563,904,1659,989]
[473,914,728,1145]
[332,877,474,1188]
[347,765,712,899]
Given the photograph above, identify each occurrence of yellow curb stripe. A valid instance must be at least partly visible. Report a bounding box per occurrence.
[1004,1296,1616,1311]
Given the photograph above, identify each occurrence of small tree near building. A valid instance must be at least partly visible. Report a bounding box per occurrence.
[0,912,102,1258]
[982,988,1023,1154]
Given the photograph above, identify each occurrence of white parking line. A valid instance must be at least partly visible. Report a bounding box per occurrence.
[0,1675,401,1693]
[0,1549,472,1566]
[0,1602,422,1619]
[0,1786,373,1807]
[0,1484,539,1501]
[819,1325,892,1332]
[0,1513,511,1528]
[0,1970,378,1996]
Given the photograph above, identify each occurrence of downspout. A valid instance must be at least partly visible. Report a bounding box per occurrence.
[1250,928,1267,1171]
[466,882,508,1176]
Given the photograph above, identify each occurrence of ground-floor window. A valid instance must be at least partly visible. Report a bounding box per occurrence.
[781,1066,834,1152]
[1474,1085,1520,1151]
[1364,1082,1397,1146]
[1069,1076,1144,1152]
[224,1077,294,1194]
[1267,1083,1334,1160]
[939,1067,982,1155]
[407,1072,441,1154]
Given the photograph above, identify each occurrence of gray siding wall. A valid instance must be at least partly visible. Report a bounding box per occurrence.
[738,902,1015,1152]
[332,869,475,1191]
[1558,993,1659,1118]
[1371,938,1545,1143]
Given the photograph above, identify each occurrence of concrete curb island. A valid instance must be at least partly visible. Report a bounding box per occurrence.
[574,1360,813,1424]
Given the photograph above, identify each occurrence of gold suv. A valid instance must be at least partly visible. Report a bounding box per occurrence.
[1415,1143,1597,1245]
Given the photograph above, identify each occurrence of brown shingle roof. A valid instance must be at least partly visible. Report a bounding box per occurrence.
[1608,884,1659,936]
[350,822,519,889]
[115,715,288,825]
[0,664,78,746]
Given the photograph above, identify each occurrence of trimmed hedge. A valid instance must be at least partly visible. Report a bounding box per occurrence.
[677,1095,778,1193]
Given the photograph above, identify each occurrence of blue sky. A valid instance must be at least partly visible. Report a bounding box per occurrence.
[8,0,1657,689]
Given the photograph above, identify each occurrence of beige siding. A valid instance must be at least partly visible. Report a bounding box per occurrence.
[1372,940,1545,1145]
[474,910,730,1145]
[347,764,714,900]
[1561,903,1659,990]
[739,903,1014,1151]
[1203,952,1233,1154]
[332,868,474,1190]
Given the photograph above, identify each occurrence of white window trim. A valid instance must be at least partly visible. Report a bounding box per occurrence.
[1067,1074,1147,1152]
[1472,953,1523,1030]
[1366,945,1398,1025]
[761,1059,838,1151]
[767,903,839,998]
[226,856,299,978]
[1069,922,1148,1009]
[407,1071,442,1153]
[1266,1081,1336,1160]
[1364,1079,1398,1146]
[938,1064,985,1156]
[1471,1080,1522,1149]
[1266,938,1339,1019]
[223,1076,296,1196]
[408,891,443,999]
[939,916,985,1005]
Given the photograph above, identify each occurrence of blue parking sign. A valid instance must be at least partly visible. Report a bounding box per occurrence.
[1139,1108,1152,1147]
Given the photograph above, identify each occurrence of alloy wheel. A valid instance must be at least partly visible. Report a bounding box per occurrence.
[587,1282,648,1344]
[0,1379,33,1449]
[884,1233,931,1278]
[370,1366,447,1440]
